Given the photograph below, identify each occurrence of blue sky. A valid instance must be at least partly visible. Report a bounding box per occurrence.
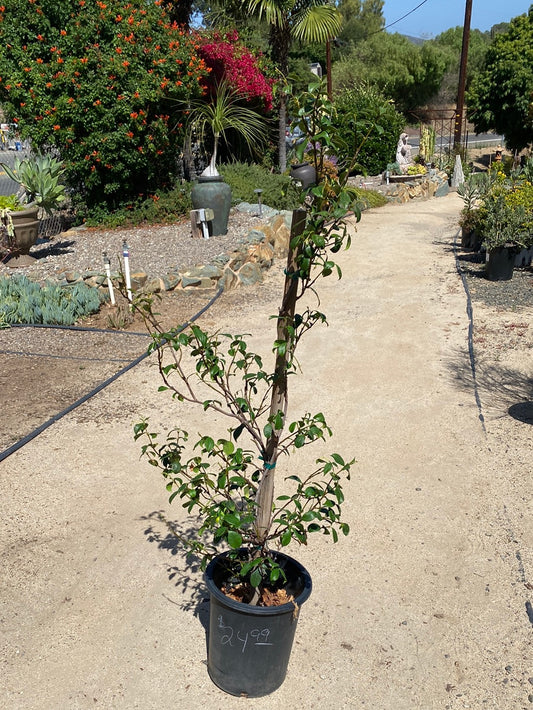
[382,0,531,39]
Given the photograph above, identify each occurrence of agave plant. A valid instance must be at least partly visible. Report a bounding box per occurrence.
[0,154,66,215]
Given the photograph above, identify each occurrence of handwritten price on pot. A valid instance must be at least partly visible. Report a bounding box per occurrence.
[218,616,273,653]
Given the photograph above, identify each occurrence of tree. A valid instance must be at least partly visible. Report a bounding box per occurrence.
[467,8,533,151]
[247,0,342,171]
[0,0,207,210]
[337,0,384,46]
[186,81,267,175]
[333,31,447,114]
[196,29,274,111]
[430,26,491,105]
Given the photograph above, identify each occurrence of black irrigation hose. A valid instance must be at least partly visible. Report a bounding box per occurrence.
[0,287,224,463]
[453,230,487,435]
[8,321,150,337]
[0,349,134,363]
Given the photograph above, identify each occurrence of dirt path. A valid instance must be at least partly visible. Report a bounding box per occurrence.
[1,194,532,709]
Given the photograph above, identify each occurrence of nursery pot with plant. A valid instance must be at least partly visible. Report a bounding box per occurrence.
[457,174,488,251]
[481,196,530,282]
[134,82,375,696]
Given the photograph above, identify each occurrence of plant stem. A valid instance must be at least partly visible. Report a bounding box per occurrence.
[254,208,307,542]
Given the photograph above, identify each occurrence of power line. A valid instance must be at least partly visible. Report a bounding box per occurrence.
[383,0,431,32]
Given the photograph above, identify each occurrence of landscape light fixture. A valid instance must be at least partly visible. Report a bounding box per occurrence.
[254,188,263,217]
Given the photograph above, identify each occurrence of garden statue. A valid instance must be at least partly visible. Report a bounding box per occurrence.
[396,132,413,173]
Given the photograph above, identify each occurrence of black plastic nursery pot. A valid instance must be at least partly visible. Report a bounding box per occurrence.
[486,245,515,281]
[204,549,312,697]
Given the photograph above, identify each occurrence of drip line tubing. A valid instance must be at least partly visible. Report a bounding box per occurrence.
[7,322,150,337]
[0,287,224,463]
[0,349,134,363]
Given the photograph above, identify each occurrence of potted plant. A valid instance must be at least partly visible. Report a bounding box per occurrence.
[186,81,266,236]
[458,206,483,250]
[0,193,40,265]
[133,82,373,697]
[0,154,66,265]
[457,173,493,250]
[481,196,530,281]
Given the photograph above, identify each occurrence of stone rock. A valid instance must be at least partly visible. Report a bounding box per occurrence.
[245,242,274,269]
[435,180,450,198]
[265,218,290,256]
[242,229,267,244]
[220,266,240,291]
[84,275,106,288]
[62,270,82,283]
[181,274,202,288]
[234,201,257,215]
[228,249,248,271]
[237,261,263,287]
[164,273,181,290]
[144,278,165,294]
[234,202,279,221]
[130,272,148,290]
[185,264,223,280]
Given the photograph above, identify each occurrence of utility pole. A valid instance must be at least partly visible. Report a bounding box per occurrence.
[326,38,332,100]
[454,0,473,151]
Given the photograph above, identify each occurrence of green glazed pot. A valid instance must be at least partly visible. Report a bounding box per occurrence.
[191,176,232,236]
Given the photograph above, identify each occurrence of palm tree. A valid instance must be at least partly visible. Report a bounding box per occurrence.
[247,0,341,171]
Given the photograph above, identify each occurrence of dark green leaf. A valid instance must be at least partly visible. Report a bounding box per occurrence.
[227,531,242,549]
[250,569,262,587]
[281,530,292,546]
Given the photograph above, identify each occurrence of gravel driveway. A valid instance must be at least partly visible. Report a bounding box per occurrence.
[1,193,532,709]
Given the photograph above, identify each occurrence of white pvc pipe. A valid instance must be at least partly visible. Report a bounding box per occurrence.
[122,240,132,302]
[103,252,115,305]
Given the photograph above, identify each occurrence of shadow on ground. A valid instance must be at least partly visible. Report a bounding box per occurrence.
[141,511,210,637]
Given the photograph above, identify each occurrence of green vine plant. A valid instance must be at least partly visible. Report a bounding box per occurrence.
[133,81,381,605]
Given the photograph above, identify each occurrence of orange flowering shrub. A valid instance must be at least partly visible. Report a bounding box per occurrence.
[0,0,206,209]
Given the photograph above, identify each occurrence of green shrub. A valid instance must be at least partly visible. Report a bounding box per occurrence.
[0,275,102,325]
[221,162,302,210]
[0,0,205,211]
[335,84,405,176]
[354,188,388,210]
[82,184,193,228]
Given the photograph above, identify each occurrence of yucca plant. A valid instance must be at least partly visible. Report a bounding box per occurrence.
[185,81,267,177]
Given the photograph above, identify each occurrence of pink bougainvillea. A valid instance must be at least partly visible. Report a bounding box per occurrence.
[196,30,275,111]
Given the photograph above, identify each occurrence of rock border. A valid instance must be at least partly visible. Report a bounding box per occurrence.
[3,170,451,299]
[53,204,293,297]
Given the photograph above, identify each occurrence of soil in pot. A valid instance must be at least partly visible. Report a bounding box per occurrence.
[204,549,312,697]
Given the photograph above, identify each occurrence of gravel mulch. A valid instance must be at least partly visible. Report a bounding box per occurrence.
[0,208,265,283]
[457,249,533,311]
